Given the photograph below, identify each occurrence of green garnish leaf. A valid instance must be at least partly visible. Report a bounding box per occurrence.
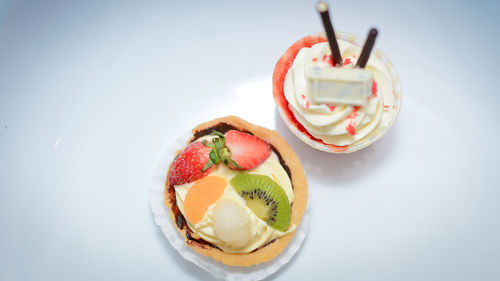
[202,140,215,149]
[209,149,220,164]
[211,131,225,138]
[201,160,214,172]
[218,147,231,164]
[213,138,223,150]
[228,159,242,169]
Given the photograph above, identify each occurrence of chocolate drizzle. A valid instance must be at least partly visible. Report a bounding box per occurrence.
[186,228,222,250]
[270,146,292,180]
[167,122,293,251]
[191,123,252,142]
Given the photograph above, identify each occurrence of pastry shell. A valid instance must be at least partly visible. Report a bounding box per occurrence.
[164,116,307,266]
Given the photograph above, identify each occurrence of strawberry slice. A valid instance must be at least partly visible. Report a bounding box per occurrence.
[169,141,215,185]
[225,130,271,170]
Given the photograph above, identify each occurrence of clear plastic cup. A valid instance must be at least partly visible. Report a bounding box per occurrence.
[273,32,402,153]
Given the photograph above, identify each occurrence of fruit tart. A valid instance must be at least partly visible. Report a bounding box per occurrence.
[165,116,307,266]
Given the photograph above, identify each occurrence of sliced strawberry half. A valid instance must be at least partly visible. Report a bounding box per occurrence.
[225,130,271,170]
[169,141,215,185]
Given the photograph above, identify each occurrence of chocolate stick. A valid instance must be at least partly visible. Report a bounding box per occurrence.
[356,28,378,68]
[316,2,342,66]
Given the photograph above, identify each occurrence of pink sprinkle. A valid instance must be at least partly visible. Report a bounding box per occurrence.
[346,106,361,120]
[327,55,334,67]
[372,79,378,97]
[346,121,356,136]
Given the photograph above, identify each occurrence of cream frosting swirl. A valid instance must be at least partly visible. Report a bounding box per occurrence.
[284,40,396,146]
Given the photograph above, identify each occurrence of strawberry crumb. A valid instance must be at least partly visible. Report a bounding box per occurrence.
[344,58,352,65]
[301,94,306,99]
[322,54,334,67]
[346,120,356,136]
[346,108,359,120]
[327,104,336,111]
[372,79,378,97]
[327,55,334,67]
[383,104,389,109]
[312,57,318,62]
[306,101,310,109]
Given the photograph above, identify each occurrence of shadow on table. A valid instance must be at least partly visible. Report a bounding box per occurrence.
[265,229,310,281]
[273,108,398,186]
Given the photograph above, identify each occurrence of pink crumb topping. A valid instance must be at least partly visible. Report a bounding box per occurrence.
[372,79,378,97]
[346,121,356,136]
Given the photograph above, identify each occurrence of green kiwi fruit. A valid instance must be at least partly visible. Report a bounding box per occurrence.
[230,173,291,231]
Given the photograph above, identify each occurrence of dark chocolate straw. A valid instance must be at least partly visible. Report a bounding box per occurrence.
[316,2,342,66]
[356,28,378,68]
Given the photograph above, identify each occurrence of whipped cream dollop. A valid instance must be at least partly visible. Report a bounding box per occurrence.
[173,136,295,253]
[284,40,396,146]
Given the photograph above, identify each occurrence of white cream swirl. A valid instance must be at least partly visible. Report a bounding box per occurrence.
[284,40,396,146]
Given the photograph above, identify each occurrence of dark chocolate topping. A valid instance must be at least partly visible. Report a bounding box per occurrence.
[191,123,251,142]
[270,146,292,180]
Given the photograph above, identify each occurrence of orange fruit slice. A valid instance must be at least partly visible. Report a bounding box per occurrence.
[184,176,227,224]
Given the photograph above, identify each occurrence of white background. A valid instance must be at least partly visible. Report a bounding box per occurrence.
[1,0,499,280]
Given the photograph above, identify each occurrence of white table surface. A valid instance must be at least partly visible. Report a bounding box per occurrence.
[1,0,499,280]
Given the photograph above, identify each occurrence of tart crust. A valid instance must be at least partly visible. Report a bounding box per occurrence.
[164,116,308,267]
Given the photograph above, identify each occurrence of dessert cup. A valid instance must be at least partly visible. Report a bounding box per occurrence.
[163,116,308,267]
[273,32,402,153]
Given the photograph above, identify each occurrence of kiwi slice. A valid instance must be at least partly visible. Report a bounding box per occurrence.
[230,173,291,231]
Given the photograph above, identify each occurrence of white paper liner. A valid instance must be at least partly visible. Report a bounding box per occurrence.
[149,131,310,281]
